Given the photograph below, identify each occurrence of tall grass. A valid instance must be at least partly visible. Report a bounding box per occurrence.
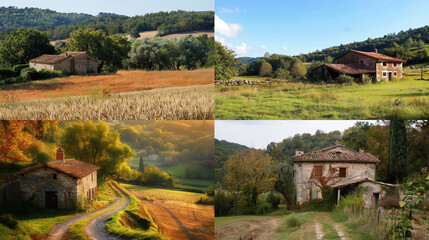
[0,85,214,120]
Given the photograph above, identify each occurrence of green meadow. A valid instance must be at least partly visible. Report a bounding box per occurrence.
[215,67,429,120]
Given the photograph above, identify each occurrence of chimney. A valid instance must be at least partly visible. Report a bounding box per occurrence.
[359,148,364,153]
[295,150,304,156]
[65,52,68,56]
[374,48,378,53]
[56,148,65,163]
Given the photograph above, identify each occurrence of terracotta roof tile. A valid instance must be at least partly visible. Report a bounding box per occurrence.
[12,159,100,179]
[324,63,376,75]
[335,50,405,62]
[29,54,71,64]
[292,144,380,163]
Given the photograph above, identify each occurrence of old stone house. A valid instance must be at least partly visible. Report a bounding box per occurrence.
[292,144,397,208]
[0,148,100,209]
[314,49,405,82]
[29,51,98,75]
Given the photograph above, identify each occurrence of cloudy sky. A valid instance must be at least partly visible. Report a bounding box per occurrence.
[1,0,214,16]
[215,0,429,57]
[215,120,380,149]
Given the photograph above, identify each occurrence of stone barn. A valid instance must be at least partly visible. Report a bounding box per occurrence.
[313,49,405,83]
[0,148,100,209]
[29,51,98,75]
[292,144,397,208]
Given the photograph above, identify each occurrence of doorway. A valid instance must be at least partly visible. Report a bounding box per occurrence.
[373,193,380,209]
[45,191,58,209]
[388,72,393,81]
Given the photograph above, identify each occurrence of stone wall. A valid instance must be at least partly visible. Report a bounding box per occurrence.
[376,62,403,81]
[294,161,376,204]
[336,52,377,69]
[30,62,55,72]
[76,171,97,207]
[19,168,78,209]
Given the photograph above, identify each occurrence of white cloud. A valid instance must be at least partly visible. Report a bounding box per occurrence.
[215,35,248,56]
[219,7,244,14]
[215,15,242,38]
[282,45,288,51]
[260,44,268,50]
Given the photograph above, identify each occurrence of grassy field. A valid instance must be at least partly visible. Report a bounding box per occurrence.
[122,184,209,203]
[215,67,429,119]
[0,84,214,120]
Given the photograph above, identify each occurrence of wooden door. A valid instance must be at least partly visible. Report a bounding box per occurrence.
[45,191,58,209]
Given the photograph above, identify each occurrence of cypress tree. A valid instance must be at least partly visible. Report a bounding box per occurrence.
[138,156,144,172]
[387,119,408,183]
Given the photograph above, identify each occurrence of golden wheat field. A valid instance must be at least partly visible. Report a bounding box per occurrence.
[0,85,214,120]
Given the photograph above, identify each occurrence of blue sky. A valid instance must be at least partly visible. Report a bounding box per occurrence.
[215,120,380,149]
[1,0,214,16]
[215,0,429,57]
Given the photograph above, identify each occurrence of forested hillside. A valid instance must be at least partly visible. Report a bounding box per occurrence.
[299,25,429,64]
[0,7,214,40]
[214,139,249,165]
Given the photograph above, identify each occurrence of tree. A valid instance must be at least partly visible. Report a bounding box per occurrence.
[214,41,237,80]
[388,119,408,183]
[342,121,372,150]
[259,62,273,77]
[238,63,248,76]
[290,62,307,78]
[0,28,55,67]
[60,121,135,178]
[223,149,276,206]
[179,35,205,70]
[273,162,295,210]
[138,155,144,172]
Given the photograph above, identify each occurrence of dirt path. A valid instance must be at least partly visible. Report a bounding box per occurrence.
[216,216,282,240]
[47,197,121,239]
[85,183,131,240]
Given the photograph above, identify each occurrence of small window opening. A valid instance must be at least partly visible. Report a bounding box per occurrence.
[339,168,347,177]
[53,174,57,180]
[383,62,387,66]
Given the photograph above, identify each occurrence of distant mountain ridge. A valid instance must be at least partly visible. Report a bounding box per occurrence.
[215,139,249,164]
[0,7,214,40]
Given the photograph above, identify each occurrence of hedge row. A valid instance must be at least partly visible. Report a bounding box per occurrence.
[0,67,62,85]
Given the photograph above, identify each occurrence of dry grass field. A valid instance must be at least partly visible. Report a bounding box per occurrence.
[0,85,214,120]
[0,68,213,103]
[125,30,214,40]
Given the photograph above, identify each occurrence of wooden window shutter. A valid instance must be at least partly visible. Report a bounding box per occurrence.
[314,166,322,177]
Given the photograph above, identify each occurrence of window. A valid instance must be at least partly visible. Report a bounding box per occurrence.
[393,63,397,67]
[311,190,318,199]
[53,174,57,180]
[383,62,387,67]
[359,59,365,65]
[394,72,397,76]
[382,72,387,78]
[339,168,347,177]
[314,166,323,177]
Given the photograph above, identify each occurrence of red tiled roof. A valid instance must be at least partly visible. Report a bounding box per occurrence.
[29,52,97,64]
[336,50,405,62]
[292,144,380,163]
[12,159,100,179]
[323,63,376,75]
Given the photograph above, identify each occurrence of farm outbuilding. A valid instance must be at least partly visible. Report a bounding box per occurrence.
[313,49,405,83]
[29,51,98,75]
[292,144,398,208]
[0,148,100,209]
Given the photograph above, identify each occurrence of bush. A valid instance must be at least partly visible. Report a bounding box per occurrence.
[390,76,400,82]
[299,199,333,212]
[285,215,301,228]
[256,202,272,215]
[102,64,117,73]
[0,68,16,80]
[0,214,18,229]
[12,64,29,74]
[20,67,38,81]
[338,189,364,210]
[335,74,354,85]
[36,70,62,79]
[362,75,373,85]
[137,166,175,187]
[215,190,234,216]
[259,62,273,77]
[265,191,281,210]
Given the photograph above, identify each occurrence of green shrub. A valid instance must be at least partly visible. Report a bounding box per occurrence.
[285,215,301,228]
[0,214,18,229]
[390,76,400,82]
[335,74,354,85]
[20,67,38,81]
[256,202,273,215]
[0,68,16,80]
[12,64,29,74]
[362,75,373,85]
[299,199,333,212]
[215,190,234,216]
[338,188,364,210]
[36,70,62,79]
[265,191,281,210]
[14,76,27,83]
[102,64,117,73]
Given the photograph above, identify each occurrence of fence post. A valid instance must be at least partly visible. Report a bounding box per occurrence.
[377,207,380,223]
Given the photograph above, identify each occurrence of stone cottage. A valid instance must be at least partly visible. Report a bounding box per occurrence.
[29,51,98,75]
[314,49,405,82]
[0,148,100,209]
[292,144,397,208]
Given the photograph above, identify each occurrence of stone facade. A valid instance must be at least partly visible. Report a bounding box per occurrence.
[292,145,382,206]
[29,52,97,75]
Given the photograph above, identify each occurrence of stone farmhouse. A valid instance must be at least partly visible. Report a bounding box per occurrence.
[292,145,397,208]
[314,49,405,82]
[0,148,100,209]
[29,51,98,75]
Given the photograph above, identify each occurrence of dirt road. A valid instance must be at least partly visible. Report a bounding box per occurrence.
[85,184,131,240]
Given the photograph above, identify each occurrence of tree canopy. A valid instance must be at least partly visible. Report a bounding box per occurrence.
[214,41,237,80]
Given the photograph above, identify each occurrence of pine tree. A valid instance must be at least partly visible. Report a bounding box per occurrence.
[138,156,144,172]
[387,119,408,183]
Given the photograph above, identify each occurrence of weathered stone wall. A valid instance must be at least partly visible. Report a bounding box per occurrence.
[358,182,387,207]
[294,161,376,204]
[376,62,403,81]
[88,58,98,73]
[53,59,72,74]
[19,168,78,209]
[30,62,55,72]
[0,178,21,205]
[76,171,97,206]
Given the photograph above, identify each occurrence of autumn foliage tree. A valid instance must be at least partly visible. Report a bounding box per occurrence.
[223,149,276,207]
